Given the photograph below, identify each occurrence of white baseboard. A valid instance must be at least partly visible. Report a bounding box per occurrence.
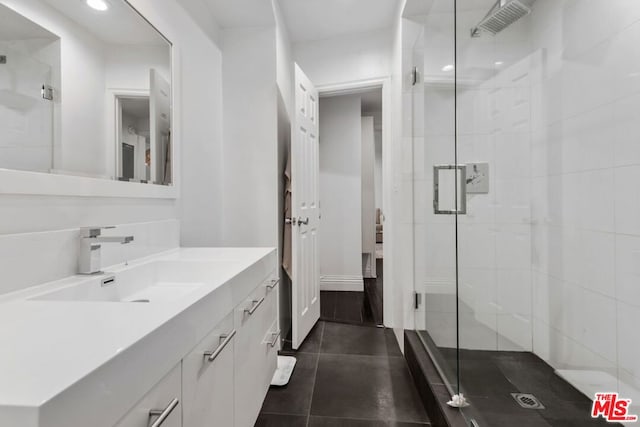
[320,275,364,291]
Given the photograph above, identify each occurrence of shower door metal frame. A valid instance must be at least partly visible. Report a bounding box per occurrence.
[433,164,467,215]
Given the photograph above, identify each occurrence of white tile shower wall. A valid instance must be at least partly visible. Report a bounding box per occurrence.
[526,0,640,402]
[0,219,179,296]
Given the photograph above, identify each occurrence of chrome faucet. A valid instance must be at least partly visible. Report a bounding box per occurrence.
[79,226,134,275]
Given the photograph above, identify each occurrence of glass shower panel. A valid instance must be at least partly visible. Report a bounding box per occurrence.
[411,3,460,395]
[455,0,640,425]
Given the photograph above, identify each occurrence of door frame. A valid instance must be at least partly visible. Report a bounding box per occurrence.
[108,89,150,181]
[316,77,392,328]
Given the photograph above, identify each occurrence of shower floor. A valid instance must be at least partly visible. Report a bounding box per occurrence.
[420,335,620,426]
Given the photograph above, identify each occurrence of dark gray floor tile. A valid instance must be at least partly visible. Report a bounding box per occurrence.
[311,354,429,423]
[321,292,337,319]
[282,321,325,354]
[309,416,430,426]
[260,353,319,415]
[334,292,365,323]
[385,329,403,357]
[496,358,588,403]
[320,322,401,356]
[254,413,308,426]
[458,360,520,397]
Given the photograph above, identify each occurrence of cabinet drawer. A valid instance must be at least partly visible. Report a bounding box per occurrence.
[115,363,181,427]
[183,312,235,427]
[234,280,279,427]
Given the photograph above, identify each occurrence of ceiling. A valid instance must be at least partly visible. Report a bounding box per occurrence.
[278,0,401,43]
[0,4,58,40]
[202,0,401,43]
[41,0,168,46]
[200,0,275,29]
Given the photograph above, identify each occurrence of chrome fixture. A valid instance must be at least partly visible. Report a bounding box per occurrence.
[41,84,54,101]
[148,398,179,427]
[471,0,534,36]
[244,297,265,315]
[204,329,237,362]
[266,278,280,290]
[78,226,134,275]
[433,165,467,215]
[267,330,281,347]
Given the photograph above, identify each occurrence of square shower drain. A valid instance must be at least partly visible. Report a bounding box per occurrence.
[511,393,545,409]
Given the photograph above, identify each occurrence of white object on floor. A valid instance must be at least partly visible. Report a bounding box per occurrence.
[271,355,297,386]
[447,393,470,408]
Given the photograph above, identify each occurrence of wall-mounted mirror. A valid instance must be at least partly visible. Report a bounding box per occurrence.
[0,0,172,185]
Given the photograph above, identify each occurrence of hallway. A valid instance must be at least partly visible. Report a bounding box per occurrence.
[256,321,430,426]
[319,259,384,326]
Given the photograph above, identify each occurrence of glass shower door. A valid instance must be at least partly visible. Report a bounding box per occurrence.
[411,3,461,399]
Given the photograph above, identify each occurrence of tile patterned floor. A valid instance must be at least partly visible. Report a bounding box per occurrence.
[321,260,384,327]
[320,291,376,326]
[256,321,431,426]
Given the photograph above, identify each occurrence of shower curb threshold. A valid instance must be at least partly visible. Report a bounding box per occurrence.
[404,330,468,427]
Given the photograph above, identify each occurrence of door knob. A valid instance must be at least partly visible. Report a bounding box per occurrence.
[298,217,309,225]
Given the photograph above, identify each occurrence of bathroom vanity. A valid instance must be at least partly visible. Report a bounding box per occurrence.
[0,247,279,427]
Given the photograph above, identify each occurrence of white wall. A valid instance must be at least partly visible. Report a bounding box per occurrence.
[524,0,640,404]
[374,130,382,210]
[0,0,224,294]
[361,116,376,277]
[273,0,294,340]
[273,0,293,118]
[319,95,363,291]
[220,26,278,247]
[293,28,392,87]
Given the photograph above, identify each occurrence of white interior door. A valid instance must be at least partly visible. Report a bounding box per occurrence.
[291,63,320,350]
[149,68,171,184]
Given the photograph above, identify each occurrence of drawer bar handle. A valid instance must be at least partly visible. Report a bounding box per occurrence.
[266,278,280,290]
[267,330,281,347]
[148,398,179,427]
[204,329,237,362]
[244,297,265,315]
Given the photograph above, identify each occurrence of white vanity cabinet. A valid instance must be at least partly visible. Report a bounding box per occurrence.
[234,278,280,427]
[180,273,279,427]
[182,313,235,427]
[114,363,182,427]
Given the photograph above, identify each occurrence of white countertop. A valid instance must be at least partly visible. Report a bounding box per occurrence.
[0,247,277,427]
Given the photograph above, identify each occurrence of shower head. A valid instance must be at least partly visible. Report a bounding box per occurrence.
[471,0,533,36]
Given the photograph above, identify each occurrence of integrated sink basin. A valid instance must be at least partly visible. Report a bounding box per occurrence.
[30,258,246,303]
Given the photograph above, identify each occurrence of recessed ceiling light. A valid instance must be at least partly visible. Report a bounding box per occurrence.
[86,0,109,11]
[442,64,454,72]
[495,61,504,66]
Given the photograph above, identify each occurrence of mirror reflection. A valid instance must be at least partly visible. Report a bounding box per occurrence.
[0,0,172,185]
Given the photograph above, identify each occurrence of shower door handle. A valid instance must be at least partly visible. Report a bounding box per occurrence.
[433,164,467,215]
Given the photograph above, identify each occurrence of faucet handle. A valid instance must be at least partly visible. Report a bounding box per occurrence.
[80,226,115,238]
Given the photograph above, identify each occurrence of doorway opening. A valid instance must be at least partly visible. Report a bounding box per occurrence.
[316,86,384,327]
